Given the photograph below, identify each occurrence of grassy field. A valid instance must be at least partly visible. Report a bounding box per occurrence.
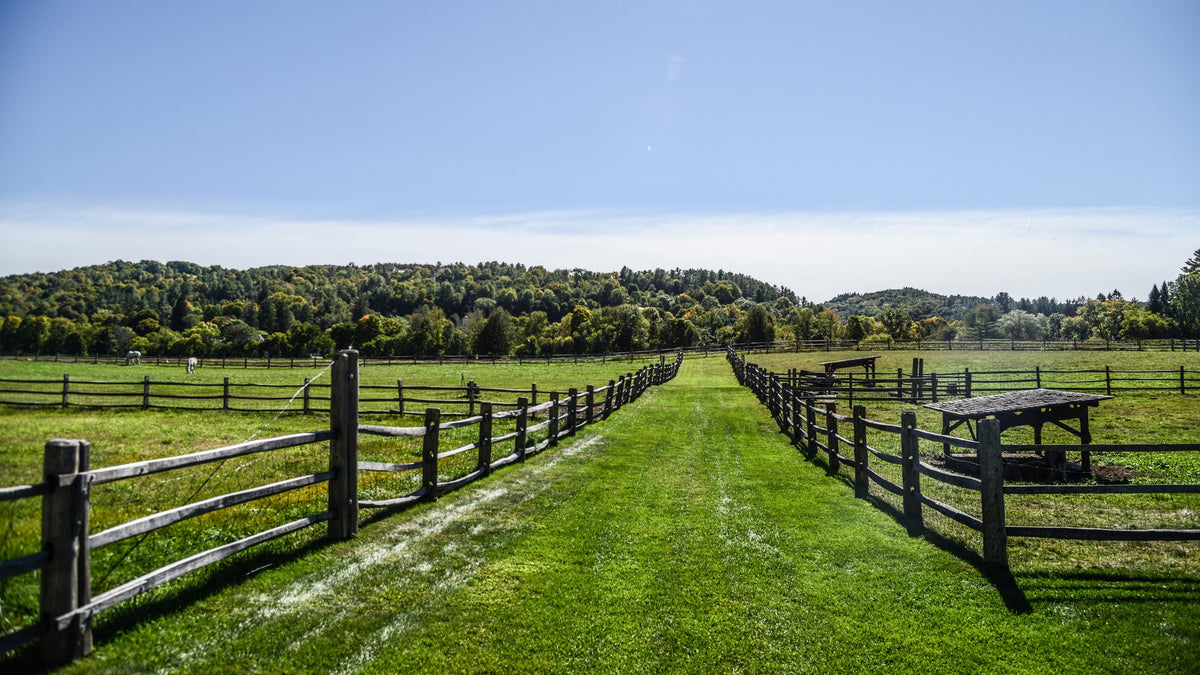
[1,352,1198,671]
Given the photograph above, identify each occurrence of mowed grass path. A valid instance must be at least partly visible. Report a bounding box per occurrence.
[54,356,1199,673]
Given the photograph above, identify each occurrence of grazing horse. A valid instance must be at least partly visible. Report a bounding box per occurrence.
[125,350,141,365]
[186,357,197,374]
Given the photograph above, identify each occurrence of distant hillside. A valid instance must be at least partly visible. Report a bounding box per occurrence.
[821,288,993,322]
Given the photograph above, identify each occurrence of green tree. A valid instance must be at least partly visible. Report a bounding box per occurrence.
[964,304,1001,339]
[738,304,776,344]
[879,307,913,340]
[1168,272,1200,337]
[473,308,516,356]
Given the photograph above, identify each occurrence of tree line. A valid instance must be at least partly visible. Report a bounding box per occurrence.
[1,251,1196,359]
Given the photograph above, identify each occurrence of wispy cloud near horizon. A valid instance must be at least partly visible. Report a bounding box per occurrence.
[1,202,1194,303]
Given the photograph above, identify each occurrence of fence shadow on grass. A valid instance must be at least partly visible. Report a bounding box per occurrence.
[1013,569,1200,607]
[0,535,337,675]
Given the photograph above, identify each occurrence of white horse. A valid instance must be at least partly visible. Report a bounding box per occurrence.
[186,357,197,374]
[125,350,141,365]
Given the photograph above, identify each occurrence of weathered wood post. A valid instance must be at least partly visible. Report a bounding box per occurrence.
[549,392,560,446]
[853,405,869,498]
[825,402,840,474]
[397,379,405,416]
[329,350,359,540]
[605,380,615,418]
[478,402,493,476]
[222,376,230,410]
[515,397,528,461]
[62,374,70,408]
[804,397,817,459]
[978,419,1008,567]
[531,383,538,406]
[1105,366,1112,396]
[303,377,311,414]
[790,388,802,446]
[586,385,595,426]
[41,438,92,665]
[900,411,922,527]
[567,388,579,436]
[142,375,151,410]
[964,369,972,398]
[421,408,440,502]
[467,380,477,417]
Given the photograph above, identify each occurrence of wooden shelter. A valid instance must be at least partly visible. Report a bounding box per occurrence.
[924,388,1111,472]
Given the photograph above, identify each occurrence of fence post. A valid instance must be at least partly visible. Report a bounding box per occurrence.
[40,439,92,665]
[468,381,476,417]
[605,380,615,418]
[825,402,840,474]
[62,374,70,408]
[586,385,595,426]
[965,369,972,398]
[978,419,1008,567]
[328,350,359,540]
[804,398,817,459]
[549,393,560,446]
[1181,366,1186,395]
[790,389,803,446]
[303,377,311,414]
[515,397,528,461]
[1105,365,1112,396]
[142,375,151,410]
[1035,366,1041,389]
[900,412,922,527]
[531,383,538,406]
[478,402,493,476]
[421,408,440,502]
[567,388,578,436]
[222,377,230,410]
[397,379,405,416]
[853,407,868,499]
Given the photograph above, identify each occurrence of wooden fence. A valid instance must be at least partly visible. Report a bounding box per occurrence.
[0,350,684,665]
[728,348,1200,568]
[0,373,657,417]
[733,358,1200,406]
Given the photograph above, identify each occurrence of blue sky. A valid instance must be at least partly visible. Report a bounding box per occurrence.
[1,1,1197,302]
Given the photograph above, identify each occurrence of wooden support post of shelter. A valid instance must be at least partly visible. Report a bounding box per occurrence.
[978,419,1008,567]
[40,438,93,665]
[328,349,359,540]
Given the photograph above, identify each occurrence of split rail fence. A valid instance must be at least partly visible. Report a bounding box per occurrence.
[0,350,683,666]
[0,372,653,418]
[736,359,1200,406]
[728,349,1200,568]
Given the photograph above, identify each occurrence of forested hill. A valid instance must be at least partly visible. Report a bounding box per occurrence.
[823,288,991,322]
[823,288,1086,322]
[0,260,796,324]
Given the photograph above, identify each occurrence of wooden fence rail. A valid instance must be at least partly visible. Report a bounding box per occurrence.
[0,373,648,417]
[0,350,684,665]
[729,348,1200,570]
[754,362,1200,405]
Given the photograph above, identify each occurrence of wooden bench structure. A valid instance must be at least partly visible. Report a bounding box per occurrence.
[924,388,1111,473]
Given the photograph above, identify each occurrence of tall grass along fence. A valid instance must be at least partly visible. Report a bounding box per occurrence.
[0,372,653,418]
[730,355,1200,406]
[727,348,1200,568]
[0,350,684,666]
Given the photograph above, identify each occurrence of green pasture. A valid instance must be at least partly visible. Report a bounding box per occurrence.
[0,351,1197,671]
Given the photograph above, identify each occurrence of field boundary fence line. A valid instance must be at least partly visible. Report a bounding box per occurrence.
[727,348,1200,570]
[0,349,684,666]
[2,336,1198,370]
